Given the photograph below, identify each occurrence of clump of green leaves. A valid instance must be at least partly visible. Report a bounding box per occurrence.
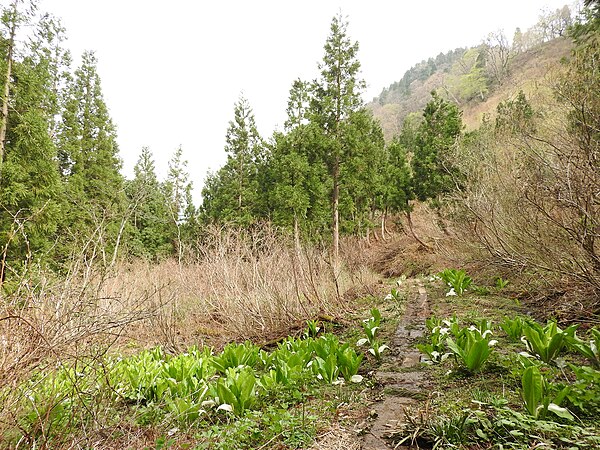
[568,327,600,367]
[446,322,497,373]
[357,308,389,360]
[500,315,529,342]
[214,367,258,415]
[438,268,472,296]
[495,277,510,289]
[304,319,321,338]
[520,320,578,364]
[417,317,450,364]
[213,341,260,373]
[9,326,368,447]
[521,365,573,420]
[562,365,600,416]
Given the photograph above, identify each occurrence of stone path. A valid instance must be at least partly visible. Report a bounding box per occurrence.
[361,280,430,450]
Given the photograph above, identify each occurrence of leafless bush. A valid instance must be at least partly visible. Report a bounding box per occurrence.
[100,225,377,347]
[450,47,600,311]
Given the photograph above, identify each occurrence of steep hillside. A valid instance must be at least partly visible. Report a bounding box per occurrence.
[369,37,573,139]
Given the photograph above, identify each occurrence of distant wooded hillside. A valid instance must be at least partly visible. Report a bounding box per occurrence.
[369,5,575,139]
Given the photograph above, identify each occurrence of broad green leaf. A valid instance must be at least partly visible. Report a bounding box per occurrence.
[522,366,543,417]
[547,403,574,420]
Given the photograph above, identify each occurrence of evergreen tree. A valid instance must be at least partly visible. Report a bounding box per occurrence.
[56,51,125,264]
[163,146,195,263]
[310,13,369,262]
[0,2,65,280]
[339,109,386,238]
[384,138,413,217]
[267,79,329,247]
[201,95,265,226]
[412,91,463,203]
[126,147,171,260]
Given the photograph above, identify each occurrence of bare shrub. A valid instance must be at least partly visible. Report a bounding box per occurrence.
[100,225,378,347]
[0,252,163,447]
[449,43,600,314]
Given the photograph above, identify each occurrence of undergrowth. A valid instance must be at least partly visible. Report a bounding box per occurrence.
[393,271,600,449]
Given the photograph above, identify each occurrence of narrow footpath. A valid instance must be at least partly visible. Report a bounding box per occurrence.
[361,279,431,449]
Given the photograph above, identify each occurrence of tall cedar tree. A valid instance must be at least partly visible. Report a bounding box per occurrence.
[412,91,463,203]
[338,109,386,238]
[163,146,195,263]
[311,13,377,262]
[126,147,172,260]
[57,51,125,263]
[0,3,65,280]
[268,80,329,250]
[201,95,265,226]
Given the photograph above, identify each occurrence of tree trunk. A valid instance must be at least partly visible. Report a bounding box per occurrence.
[0,1,18,186]
[293,213,302,261]
[405,210,431,250]
[332,156,340,268]
[381,210,387,241]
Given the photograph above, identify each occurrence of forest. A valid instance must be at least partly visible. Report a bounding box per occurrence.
[0,0,599,448]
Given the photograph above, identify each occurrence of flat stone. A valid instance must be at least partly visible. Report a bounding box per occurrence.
[408,328,425,339]
[402,352,422,367]
[362,396,417,450]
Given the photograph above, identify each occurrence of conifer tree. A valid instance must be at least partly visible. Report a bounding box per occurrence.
[56,51,125,263]
[310,13,372,263]
[201,95,265,226]
[163,146,195,263]
[339,109,386,238]
[268,80,330,249]
[0,2,65,279]
[412,91,463,204]
[126,147,171,260]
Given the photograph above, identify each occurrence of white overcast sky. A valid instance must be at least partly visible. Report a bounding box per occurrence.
[39,0,573,202]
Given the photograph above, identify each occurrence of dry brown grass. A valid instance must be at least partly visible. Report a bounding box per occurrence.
[364,204,457,279]
[309,424,361,450]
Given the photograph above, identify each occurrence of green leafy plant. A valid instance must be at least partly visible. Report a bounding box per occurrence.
[568,327,600,367]
[471,285,491,295]
[167,391,208,423]
[438,268,473,296]
[521,320,578,364]
[310,334,340,361]
[417,320,450,364]
[495,277,510,289]
[500,315,529,342]
[213,341,260,374]
[304,319,321,338]
[214,367,257,415]
[357,308,388,360]
[336,343,363,382]
[521,365,573,420]
[425,316,443,331]
[310,354,340,384]
[562,364,600,415]
[445,323,496,373]
[385,287,404,302]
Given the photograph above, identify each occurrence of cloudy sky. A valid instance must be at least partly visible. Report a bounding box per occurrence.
[39,0,573,202]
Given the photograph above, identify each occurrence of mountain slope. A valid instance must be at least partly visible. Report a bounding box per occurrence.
[369,37,573,139]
